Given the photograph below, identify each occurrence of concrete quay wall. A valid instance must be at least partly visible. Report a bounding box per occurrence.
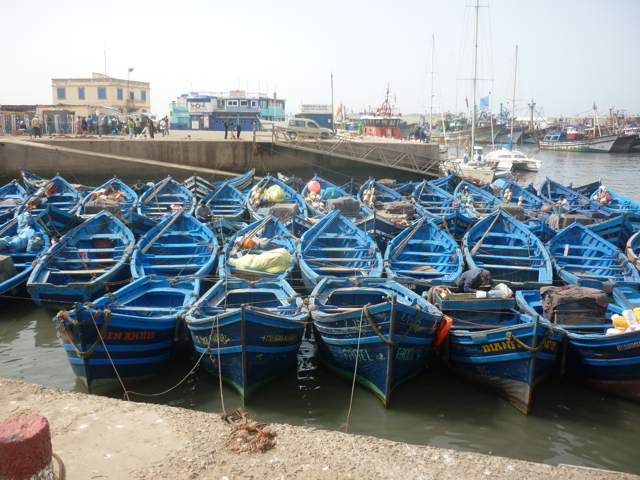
[1,378,635,480]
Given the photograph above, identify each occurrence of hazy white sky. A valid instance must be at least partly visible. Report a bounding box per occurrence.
[2,0,638,119]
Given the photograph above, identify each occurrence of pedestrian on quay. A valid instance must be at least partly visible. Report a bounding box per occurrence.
[159,117,166,137]
[149,117,155,139]
[224,120,229,139]
[76,116,82,135]
[128,118,135,139]
[46,115,53,134]
[81,117,88,135]
[164,116,170,136]
[87,116,94,134]
[236,122,242,139]
[135,118,142,137]
[31,115,42,138]
[102,116,108,135]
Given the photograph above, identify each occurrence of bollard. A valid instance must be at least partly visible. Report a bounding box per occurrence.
[0,415,55,480]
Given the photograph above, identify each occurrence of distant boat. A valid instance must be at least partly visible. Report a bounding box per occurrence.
[539,125,618,153]
[137,176,193,218]
[310,277,443,407]
[516,287,640,405]
[298,210,382,293]
[546,222,640,291]
[463,210,553,289]
[0,215,49,306]
[0,181,27,223]
[131,209,218,280]
[384,216,463,293]
[434,289,563,414]
[185,278,308,404]
[484,147,541,172]
[538,177,615,218]
[219,215,297,283]
[55,275,200,394]
[28,211,135,306]
[18,175,83,217]
[78,177,138,217]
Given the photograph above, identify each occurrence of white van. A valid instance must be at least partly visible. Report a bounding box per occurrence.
[285,118,333,139]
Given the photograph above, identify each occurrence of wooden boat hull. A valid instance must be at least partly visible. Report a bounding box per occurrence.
[447,321,562,414]
[588,214,634,250]
[311,278,442,406]
[246,174,309,222]
[137,177,193,218]
[55,276,199,394]
[539,135,618,152]
[37,205,84,237]
[18,175,83,217]
[0,181,27,223]
[79,177,138,217]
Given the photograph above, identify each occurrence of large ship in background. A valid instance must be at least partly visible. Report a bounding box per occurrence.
[430,111,503,144]
[361,88,404,140]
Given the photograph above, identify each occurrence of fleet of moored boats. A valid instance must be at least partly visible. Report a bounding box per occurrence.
[3,168,640,413]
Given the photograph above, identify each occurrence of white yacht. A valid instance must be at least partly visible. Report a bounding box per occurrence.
[484,147,541,172]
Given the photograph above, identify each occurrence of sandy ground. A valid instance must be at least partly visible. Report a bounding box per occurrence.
[0,378,637,480]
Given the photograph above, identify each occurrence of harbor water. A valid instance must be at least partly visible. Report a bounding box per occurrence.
[2,145,640,476]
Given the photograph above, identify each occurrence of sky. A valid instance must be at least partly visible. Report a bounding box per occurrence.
[2,0,639,120]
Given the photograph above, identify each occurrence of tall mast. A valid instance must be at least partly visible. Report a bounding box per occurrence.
[510,45,518,143]
[470,0,479,157]
[430,35,434,141]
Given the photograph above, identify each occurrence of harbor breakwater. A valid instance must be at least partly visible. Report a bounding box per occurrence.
[2,377,635,480]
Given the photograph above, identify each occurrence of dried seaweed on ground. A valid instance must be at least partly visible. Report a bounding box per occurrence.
[222,408,277,453]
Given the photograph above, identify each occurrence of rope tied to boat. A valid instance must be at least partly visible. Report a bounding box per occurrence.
[505,324,554,354]
[362,302,421,347]
[56,309,111,360]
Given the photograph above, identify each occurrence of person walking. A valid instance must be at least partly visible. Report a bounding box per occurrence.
[149,117,155,139]
[31,115,42,138]
[223,120,229,139]
[135,118,142,137]
[76,116,82,135]
[102,116,108,135]
[159,118,166,137]
[236,122,242,139]
[128,118,135,139]
[164,116,170,136]
[87,116,94,134]
[81,117,88,135]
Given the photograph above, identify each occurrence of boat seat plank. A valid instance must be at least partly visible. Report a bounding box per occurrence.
[475,264,540,271]
[53,258,121,264]
[50,268,109,274]
[394,269,447,276]
[305,258,376,263]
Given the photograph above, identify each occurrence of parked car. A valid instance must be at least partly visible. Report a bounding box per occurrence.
[285,119,333,139]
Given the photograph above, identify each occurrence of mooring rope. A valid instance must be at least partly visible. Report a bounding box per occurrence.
[343,308,365,434]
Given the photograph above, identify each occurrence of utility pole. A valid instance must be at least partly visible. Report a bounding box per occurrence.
[331,72,335,133]
[470,0,479,158]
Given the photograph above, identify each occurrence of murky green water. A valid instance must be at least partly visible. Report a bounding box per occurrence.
[2,146,640,475]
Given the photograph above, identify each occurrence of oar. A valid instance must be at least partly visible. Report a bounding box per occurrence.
[141,207,186,254]
[205,180,229,206]
[143,176,172,205]
[391,215,429,260]
[470,212,502,256]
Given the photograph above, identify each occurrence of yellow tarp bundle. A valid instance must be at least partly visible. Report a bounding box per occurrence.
[228,248,293,273]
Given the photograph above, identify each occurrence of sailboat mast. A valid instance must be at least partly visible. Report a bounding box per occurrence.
[430,35,434,141]
[510,45,518,142]
[470,0,479,156]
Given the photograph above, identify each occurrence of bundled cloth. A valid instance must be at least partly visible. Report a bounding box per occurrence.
[378,179,396,189]
[84,197,122,215]
[270,203,299,222]
[0,213,44,254]
[326,197,360,217]
[540,285,608,325]
[492,204,525,221]
[264,185,286,203]
[546,214,592,230]
[0,255,17,282]
[228,248,293,274]
[378,201,415,226]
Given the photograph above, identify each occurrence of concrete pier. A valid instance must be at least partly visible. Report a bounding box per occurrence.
[0,131,440,185]
[0,378,635,480]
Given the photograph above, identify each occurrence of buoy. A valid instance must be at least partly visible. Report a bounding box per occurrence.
[307,180,321,194]
[434,316,453,347]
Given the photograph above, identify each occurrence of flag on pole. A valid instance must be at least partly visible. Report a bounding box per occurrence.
[480,95,490,109]
[394,95,397,103]
[465,97,469,108]
[128,68,134,72]
[336,105,343,115]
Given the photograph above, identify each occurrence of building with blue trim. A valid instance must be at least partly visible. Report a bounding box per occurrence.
[170,91,285,131]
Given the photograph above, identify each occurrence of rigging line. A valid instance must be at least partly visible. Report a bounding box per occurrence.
[343,308,364,434]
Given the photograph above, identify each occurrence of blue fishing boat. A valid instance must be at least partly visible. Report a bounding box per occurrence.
[428,210,475,242]
[491,178,545,211]
[428,173,462,195]
[185,278,308,403]
[568,178,601,197]
[590,188,640,221]
[191,181,246,222]
[20,169,49,192]
[276,173,307,194]
[219,215,297,282]
[311,277,443,407]
[527,221,556,243]
[78,177,139,217]
[183,169,255,200]
[587,214,634,250]
[538,177,615,217]
[28,211,135,307]
[122,211,158,242]
[384,216,463,294]
[626,230,640,269]
[246,174,309,222]
[209,217,247,249]
[546,222,640,291]
[36,205,84,237]
[301,174,373,220]
[395,181,420,198]
[131,209,218,280]
[463,210,553,289]
[432,289,563,414]
[137,176,193,218]
[219,168,255,192]
[18,175,83,217]
[54,275,200,394]
[357,179,426,249]
[298,210,382,293]
[0,181,27,223]
[454,180,504,218]
[339,179,361,196]
[283,214,315,239]
[516,287,640,404]
[410,180,461,217]
[0,214,49,306]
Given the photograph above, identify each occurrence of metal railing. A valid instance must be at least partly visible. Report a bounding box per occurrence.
[271,126,441,176]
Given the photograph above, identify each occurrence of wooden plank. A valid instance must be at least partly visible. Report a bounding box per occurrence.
[50,268,108,274]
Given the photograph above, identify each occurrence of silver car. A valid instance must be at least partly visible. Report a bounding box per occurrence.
[285,119,333,139]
